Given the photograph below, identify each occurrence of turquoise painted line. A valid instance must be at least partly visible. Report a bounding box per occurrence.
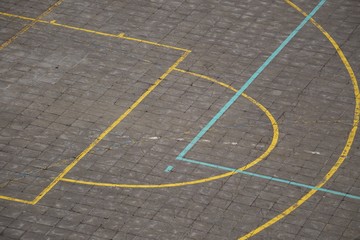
[176,0,327,159]
[165,165,174,172]
[178,157,360,200]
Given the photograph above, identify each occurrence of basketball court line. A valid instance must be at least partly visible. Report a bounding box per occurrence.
[0,8,191,204]
[176,156,360,200]
[60,69,279,188]
[61,67,360,202]
[0,11,190,52]
[176,0,327,160]
[239,0,360,238]
[0,2,358,239]
[0,0,65,204]
[0,9,281,203]
[0,0,64,51]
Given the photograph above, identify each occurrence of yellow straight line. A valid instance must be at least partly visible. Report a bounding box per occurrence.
[0,12,40,22]
[239,1,360,239]
[30,51,190,204]
[0,11,191,52]
[0,195,33,204]
[0,7,190,204]
[120,35,189,52]
[0,0,64,204]
[49,21,190,51]
[0,0,64,51]
[61,69,279,188]
[50,19,122,37]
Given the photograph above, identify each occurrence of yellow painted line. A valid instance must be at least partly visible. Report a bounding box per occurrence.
[119,35,189,52]
[0,0,64,204]
[61,69,279,188]
[0,11,191,52]
[0,0,64,51]
[49,20,126,37]
[0,7,191,204]
[0,12,40,22]
[0,195,33,204]
[29,51,190,204]
[174,68,279,170]
[238,1,360,239]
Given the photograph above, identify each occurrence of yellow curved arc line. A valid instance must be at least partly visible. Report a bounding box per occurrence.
[61,69,279,188]
[239,1,360,239]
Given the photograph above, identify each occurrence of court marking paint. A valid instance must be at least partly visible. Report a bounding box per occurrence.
[176,157,360,200]
[0,49,188,204]
[29,50,191,205]
[60,69,279,188]
[0,11,279,203]
[0,11,190,52]
[237,0,360,238]
[176,0,327,161]
[61,62,359,201]
[0,0,65,205]
[164,166,174,172]
[0,6,357,240]
[0,9,190,204]
[0,0,64,51]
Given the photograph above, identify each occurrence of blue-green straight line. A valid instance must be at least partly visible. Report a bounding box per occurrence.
[176,0,327,159]
[178,157,360,200]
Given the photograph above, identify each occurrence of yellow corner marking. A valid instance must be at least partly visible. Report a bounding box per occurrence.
[0,8,192,204]
[0,0,64,51]
[0,11,191,52]
[238,1,360,239]
[0,0,65,204]
[0,195,33,205]
[49,20,124,38]
[61,69,279,188]
[0,8,190,205]
[29,51,190,204]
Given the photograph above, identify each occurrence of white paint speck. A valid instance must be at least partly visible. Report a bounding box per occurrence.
[304,150,321,155]
[148,136,160,140]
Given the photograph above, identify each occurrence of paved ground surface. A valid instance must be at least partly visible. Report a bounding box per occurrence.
[0,0,359,239]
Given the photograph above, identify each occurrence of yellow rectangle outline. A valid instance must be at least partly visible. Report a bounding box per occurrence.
[0,11,191,204]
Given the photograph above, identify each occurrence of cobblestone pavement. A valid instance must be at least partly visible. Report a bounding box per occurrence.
[0,0,359,239]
